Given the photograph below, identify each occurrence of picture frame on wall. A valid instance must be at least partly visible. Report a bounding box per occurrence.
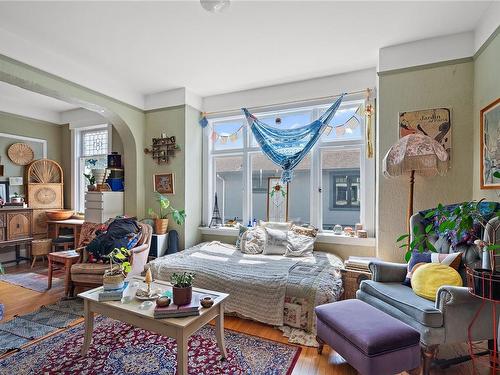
[480,98,500,189]
[153,173,175,194]
[399,108,452,159]
[0,181,9,203]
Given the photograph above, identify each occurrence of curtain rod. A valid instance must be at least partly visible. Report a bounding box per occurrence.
[202,88,373,117]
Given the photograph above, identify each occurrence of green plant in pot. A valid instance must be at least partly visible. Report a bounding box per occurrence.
[84,173,96,191]
[102,247,132,290]
[148,192,186,235]
[170,272,195,306]
[397,200,500,300]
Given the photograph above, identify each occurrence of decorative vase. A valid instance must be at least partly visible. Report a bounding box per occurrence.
[173,286,192,306]
[103,269,124,290]
[87,184,96,191]
[154,218,169,234]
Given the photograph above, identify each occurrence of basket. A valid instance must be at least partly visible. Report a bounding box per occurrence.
[45,209,74,221]
[31,239,52,256]
[466,267,500,302]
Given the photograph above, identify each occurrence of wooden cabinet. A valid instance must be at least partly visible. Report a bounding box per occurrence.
[6,210,32,240]
[0,208,33,265]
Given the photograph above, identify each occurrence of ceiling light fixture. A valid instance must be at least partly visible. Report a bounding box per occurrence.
[200,0,230,13]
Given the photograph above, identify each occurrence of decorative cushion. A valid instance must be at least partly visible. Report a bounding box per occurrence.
[411,263,463,301]
[259,220,291,232]
[403,251,462,287]
[291,224,318,238]
[285,231,315,257]
[235,224,249,251]
[263,227,287,255]
[240,226,267,254]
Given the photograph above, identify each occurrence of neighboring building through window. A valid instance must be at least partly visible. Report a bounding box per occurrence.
[203,96,375,235]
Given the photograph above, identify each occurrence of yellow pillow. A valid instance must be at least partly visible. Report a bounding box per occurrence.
[411,263,463,301]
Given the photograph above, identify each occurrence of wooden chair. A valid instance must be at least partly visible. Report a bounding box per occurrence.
[69,222,152,295]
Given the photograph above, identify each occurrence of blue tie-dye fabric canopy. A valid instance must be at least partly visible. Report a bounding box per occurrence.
[242,94,344,183]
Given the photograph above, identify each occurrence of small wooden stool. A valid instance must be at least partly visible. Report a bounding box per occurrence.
[47,250,80,296]
[31,238,52,268]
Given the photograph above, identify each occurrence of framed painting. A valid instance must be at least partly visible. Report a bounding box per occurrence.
[480,98,500,189]
[0,181,9,203]
[266,177,289,222]
[153,173,175,194]
[399,108,451,159]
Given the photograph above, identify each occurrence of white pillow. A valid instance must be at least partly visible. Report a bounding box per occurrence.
[263,227,287,255]
[259,220,292,232]
[240,226,267,254]
[285,230,315,257]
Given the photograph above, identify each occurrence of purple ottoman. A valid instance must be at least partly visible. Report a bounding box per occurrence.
[315,299,421,375]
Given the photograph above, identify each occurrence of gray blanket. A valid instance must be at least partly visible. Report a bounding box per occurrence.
[149,242,301,326]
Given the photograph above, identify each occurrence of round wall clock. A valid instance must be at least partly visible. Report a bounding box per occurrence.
[7,143,34,165]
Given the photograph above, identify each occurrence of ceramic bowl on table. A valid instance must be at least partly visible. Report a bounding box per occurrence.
[45,209,74,221]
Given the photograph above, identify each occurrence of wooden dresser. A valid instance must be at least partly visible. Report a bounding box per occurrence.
[0,207,33,265]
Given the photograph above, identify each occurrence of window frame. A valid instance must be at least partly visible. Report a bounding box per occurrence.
[202,96,375,236]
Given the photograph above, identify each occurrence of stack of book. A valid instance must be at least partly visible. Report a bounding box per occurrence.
[154,295,201,319]
[344,256,378,272]
[98,282,129,302]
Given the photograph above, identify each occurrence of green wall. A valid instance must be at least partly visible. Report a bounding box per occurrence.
[473,31,500,201]
[0,111,67,202]
[377,61,474,262]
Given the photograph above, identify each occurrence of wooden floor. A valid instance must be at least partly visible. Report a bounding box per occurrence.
[0,262,485,374]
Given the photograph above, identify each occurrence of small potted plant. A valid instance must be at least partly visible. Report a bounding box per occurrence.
[102,247,132,290]
[11,192,23,203]
[148,192,186,234]
[170,272,195,305]
[84,173,96,191]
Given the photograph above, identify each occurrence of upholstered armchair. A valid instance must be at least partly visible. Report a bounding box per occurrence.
[357,210,499,375]
[70,222,152,295]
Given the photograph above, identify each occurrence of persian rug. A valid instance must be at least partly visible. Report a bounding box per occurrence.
[0,316,301,375]
[0,270,63,292]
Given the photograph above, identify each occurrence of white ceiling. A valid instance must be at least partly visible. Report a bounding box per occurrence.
[0,1,495,111]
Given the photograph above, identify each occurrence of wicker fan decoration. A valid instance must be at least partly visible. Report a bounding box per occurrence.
[28,159,63,183]
[8,143,34,165]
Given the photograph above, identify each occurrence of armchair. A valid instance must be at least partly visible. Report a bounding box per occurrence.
[70,221,152,295]
[357,212,499,374]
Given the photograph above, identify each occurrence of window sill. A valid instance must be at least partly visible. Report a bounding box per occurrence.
[198,227,376,247]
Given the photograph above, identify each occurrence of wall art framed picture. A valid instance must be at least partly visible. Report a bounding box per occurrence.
[480,98,500,189]
[0,181,9,203]
[399,108,452,159]
[153,173,175,194]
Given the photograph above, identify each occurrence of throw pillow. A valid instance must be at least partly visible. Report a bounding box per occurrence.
[235,224,249,251]
[240,226,267,254]
[285,230,315,257]
[291,224,318,238]
[259,220,292,232]
[403,251,462,287]
[263,227,287,255]
[411,263,463,301]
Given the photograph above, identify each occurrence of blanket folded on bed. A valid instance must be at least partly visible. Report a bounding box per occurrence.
[149,242,301,326]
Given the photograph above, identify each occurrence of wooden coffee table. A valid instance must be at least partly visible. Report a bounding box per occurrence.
[47,250,80,296]
[78,277,229,375]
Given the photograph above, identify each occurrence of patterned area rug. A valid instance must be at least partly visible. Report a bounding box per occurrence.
[0,316,301,374]
[0,299,82,355]
[0,270,63,292]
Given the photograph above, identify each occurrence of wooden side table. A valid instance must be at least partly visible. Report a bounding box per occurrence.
[48,250,80,296]
[341,267,372,300]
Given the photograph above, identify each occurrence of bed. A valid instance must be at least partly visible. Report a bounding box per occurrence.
[148,241,344,346]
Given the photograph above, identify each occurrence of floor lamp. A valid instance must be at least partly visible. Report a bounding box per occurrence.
[383,133,450,248]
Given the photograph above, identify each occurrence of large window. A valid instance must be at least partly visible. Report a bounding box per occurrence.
[73,125,111,212]
[203,97,375,235]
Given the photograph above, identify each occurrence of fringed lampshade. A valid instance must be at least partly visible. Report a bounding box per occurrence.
[383,133,450,248]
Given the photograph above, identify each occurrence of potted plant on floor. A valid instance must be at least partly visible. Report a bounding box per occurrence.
[171,272,195,305]
[102,247,132,290]
[148,192,186,234]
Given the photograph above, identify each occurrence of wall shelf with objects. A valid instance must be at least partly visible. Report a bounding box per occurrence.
[144,135,181,165]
